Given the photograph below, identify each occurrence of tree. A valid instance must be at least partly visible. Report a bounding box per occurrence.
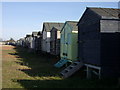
[7,38,15,43]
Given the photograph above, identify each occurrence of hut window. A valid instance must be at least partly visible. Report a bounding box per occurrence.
[47,32,50,38]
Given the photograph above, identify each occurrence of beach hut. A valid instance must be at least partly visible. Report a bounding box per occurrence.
[35,31,42,53]
[50,23,64,56]
[19,38,24,47]
[31,32,39,51]
[41,22,64,54]
[25,34,32,49]
[77,7,120,78]
[54,21,78,68]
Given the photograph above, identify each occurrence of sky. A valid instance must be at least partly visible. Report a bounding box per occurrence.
[2,2,119,41]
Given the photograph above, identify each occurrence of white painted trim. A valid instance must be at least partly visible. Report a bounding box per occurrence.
[85,64,101,70]
[85,64,101,79]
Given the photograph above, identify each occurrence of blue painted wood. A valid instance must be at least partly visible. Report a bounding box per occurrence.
[54,59,71,68]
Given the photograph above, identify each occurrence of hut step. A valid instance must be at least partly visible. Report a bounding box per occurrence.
[54,59,70,68]
[60,61,84,78]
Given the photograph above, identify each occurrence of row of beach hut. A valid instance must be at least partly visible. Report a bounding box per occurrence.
[16,7,120,79]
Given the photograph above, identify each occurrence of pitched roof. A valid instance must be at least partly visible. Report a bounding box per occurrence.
[26,34,31,37]
[51,23,64,31]
[88,7,120,19]
[43,22,64,32]
[61,21,78,32]
[32,32,38,37]
[25,34,32,39]
[67,21,78,31]
[37,31,42,35]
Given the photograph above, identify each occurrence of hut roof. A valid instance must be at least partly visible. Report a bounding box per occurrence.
[51,23,64,31]
[43,22,64,32]
[32,32,38,37]
[67,21,78,31]
[26,34,32,37]
[37,31,42,36]
[88,7,120,19]
[61,21,78,33]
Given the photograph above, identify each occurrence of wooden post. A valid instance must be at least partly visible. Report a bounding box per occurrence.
[98,69,101,79]
[86,66,92,79]
[85,64,101,79]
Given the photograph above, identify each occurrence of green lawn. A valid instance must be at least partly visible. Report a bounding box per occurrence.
[2,45,120,88]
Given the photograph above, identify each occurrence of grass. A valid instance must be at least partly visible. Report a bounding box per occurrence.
[2,45,120,88]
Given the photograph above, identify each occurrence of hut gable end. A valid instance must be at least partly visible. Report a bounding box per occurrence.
[32,32,38,37]
[78,7,120,26]
[78,8,101,26]
[61,21,78,33]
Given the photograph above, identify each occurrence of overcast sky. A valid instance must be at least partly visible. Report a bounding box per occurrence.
[2,2,118,41]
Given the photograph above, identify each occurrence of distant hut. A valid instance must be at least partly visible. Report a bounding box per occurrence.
[16,40,20,46]
[41,22,64,54]
[19,38,24,46]
[77,7,120,78]
[31,32,39,51]
[35,31,42,53]
[25,34,32,49]
[50,23,64,56]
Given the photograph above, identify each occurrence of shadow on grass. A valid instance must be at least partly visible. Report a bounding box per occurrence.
[10,46,62,77]
[9,46,119,88]
[11,78,119,88]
